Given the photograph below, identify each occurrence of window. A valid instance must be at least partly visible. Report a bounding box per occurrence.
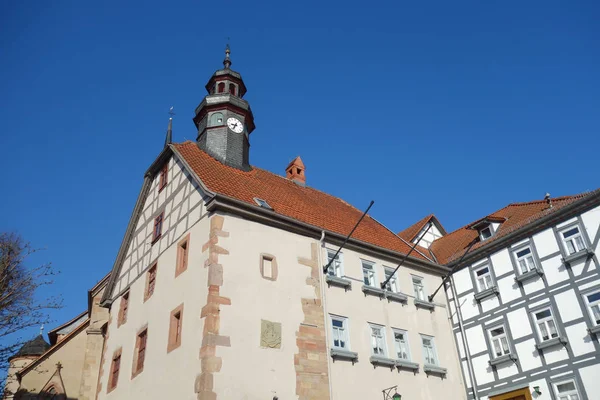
[554,380,581,400]
[421,335,438,365]
[209,112,224,126]
[331,316,348,349]
[259,253,278,281]
[384,268,398,292]
[217,82,225,93]
[176,235,190,277]
[480,226,492,240]
[253,197,272,209]
[144,263,157,301]
[488,326,510,357]
[370,325,386,356]
[413,276,425,301]
[108,349,121,392]
[584,291,600,325]
[534,308,559,341]
[229,83,236,96]
[118,291,129,327]
[393,330,410,360]
[561,226,586,255]
[168,304,184,352]
[152,212,164,243]
[133,328,148,377]
[362,261,376,287]
[475,265,493,291]
[515,247,536,274]
[326,250,343,278]
[158,163,168,191]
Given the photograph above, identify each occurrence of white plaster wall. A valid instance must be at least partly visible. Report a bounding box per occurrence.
[453,268,474,295]
[414,222,444,248]
[465,325,486,355]
[506,308,531,340]
[556,217,578,230]
[481,296,500,313]
[455,331,465,358]
[471,354,494,385]
[514,339,542,370]
[490,250,513,276]
[543,346,569,364]
[579,363,600,400]
[522,276,545,295]
[542,255,569,286]
[581,205,600,242]
[533,228,560,258]
[496,362,518,380]
[325,246,467,400]
[564,322,595,357]
[458,295,479,321]
[569,257,587,277]
[497,276,520,303]
[527,379,549,400]
[554,289,583,323]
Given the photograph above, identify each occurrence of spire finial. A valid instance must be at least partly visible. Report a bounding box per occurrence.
[223,40,231,69]
[164,107,174,148]
[39,324,44,336]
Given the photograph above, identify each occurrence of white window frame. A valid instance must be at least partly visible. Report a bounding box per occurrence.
[369,324,387,356]
[474,264,494,291]
[362,260,377,287]
[480,226,493,241]
[420,334,439,366]
[533,307,559,342]
[383,267,398,292]
[330,315,349,350]
[560,225,586,255]
[326,250,344,278]
[553,379,581,400]
[488,325,511,358]
[412,276,426,301]
[392,329,411,360]
[514,246,537,274]
[584,290,600,326]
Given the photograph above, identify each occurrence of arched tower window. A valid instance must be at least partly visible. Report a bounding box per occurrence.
[209,112,224,126]
[229,83,236,96]
[217,82,225,93]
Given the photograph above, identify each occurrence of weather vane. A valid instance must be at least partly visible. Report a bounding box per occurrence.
[168,106,175,118]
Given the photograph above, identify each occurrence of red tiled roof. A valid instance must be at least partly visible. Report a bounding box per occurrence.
[398,214,435,242]
[173,142,430,261]
[430,193,594,264]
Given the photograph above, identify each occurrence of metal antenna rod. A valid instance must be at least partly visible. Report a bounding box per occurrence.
[380,223,432,289]
[428,237,478,302]
[323,200,375,274]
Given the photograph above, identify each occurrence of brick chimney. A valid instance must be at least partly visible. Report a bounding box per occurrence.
[285,156,306,186]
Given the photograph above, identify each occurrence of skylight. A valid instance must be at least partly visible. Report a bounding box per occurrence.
[253,197,272,210]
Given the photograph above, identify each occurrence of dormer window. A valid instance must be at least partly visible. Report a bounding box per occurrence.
[253,197,272,210]
[480,226,493,241]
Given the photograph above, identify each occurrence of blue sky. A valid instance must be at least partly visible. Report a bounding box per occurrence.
[1,1,599,341]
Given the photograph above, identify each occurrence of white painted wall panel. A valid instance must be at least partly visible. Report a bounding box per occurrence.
[542,255,569,286]
[522,276,545,295]
[569,257,587,277]
[556,217,578,229]
[543,345,569,364]
[566,322,595,357]
[527,379,549,400]
[454,268,474,295]
[497,276,521,303]
[579,363,600,400]
[496,362,518,380]
[481,296,500,313]
[471,354,494,385]
[465,325,487,355]
[455,332,465,358]
[533,228,560,258]
[459,295,480,321]
[579,279,600,291]
[514,339,542,370]
[490,250,513,276]
[554,289,583,323]
[507,308,531,340]
[461,360,471,388]
[581,205,600,241]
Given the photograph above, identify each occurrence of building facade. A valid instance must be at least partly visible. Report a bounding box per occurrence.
[431,193,600,400]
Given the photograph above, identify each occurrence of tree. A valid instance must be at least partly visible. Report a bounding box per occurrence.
[0,233,62,398]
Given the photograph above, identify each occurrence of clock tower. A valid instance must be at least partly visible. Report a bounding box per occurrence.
[193,45,256,171]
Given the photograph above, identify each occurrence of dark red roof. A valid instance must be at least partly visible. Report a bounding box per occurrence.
[174,142,430,261]
[430,193,594,264]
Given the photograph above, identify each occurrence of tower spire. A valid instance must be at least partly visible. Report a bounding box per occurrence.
[223,43,232,69]
[164,107,174,148]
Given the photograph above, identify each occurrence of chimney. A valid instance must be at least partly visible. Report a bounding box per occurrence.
[285,156,306,186]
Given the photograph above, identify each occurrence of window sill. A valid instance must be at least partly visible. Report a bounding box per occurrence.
[386,291,408,304]
[414,299,435,310]
[474,286,499,302]
[563,249,595,266]
[587,325,600,336]
[488,353,518,367]
[362,285,385,298]
[515,269,544,284]
[330,348,358,363]
[395,359,419,372]
[423,364,447,377]
[535,336,568,350]
[326,275,352,290]
[369,355,396,369]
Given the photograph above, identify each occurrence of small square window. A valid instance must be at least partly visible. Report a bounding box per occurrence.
[326,250,343,278]
[480,226,493,241]
[253,197,272,210]
[330,316,349,350]
[584,291,600,326]
[488,326,510,357]
[534,308,559,341]
[158,163,168,192]
[144,263,157,301]
[514,247,537,274]
[260,254,278,281]
[384,268,398,292]
[152,212,164,243]
[561,226,586,255]
[554,379,581,400]
[369,324,387,356]
[412,276,425,301]
[168,304,184,353]
[176,235,190,277]
[475,265,494,291]
[421,335,438,365]
[393,329,410,360]
[362,261,376,287]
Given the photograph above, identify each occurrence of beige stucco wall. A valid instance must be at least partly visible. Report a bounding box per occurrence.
[4,358,35,399]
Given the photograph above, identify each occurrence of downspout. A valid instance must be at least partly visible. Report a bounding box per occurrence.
[318,230,334,400]
[449,275,479,400]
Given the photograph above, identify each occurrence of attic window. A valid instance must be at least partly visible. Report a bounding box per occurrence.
[480,226,493,241]
[253,197,272,210]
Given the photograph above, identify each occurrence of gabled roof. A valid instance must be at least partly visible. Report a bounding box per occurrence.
[47,311,88,346]
[173,141,431,261]
[430,191,599,264]
[398,214,446,242]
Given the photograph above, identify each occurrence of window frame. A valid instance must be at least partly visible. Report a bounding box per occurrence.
[158,162,168,192]
[152,211,164,243]
[168,303,184,353]
[107,348,122,393]
[479,225,493,241]
[144,262,157,302]
[383,267,398,292]
[326,250,344,278]
[369,323,387,357]
[560,225,587,256]
[330,315,350,350]
[175,234,190,277]
[132,327,148,378]
[487,325,511,358]
[474,263,494,291]
[420,334,439,366]
[553,378,582,400]
[392,328,411,361]
[117,291,129,327]
[513,246,538,274]
[361,260,377,287]
[533,307,560,342]
[412,275,426,301]
[583,289,600,326]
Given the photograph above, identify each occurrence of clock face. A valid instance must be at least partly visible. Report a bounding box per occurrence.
[227,117,244,133]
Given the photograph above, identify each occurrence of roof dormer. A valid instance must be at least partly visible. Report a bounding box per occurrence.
[468,216,506,242]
